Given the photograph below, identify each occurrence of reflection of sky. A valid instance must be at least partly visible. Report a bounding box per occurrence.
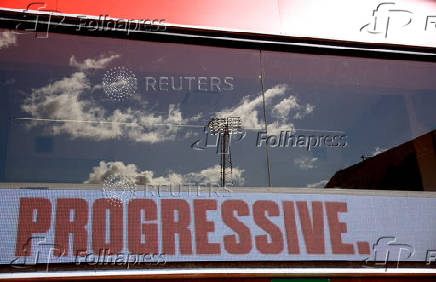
[263,52,436,187]
[265,86,413,187]
[0,31,270,186]
[1,31,436,188]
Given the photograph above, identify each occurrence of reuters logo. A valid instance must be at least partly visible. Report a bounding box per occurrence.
[102,66,137,101]
[102,174,137,206]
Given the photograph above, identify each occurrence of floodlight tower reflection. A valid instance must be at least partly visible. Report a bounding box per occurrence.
[208,117,242,187]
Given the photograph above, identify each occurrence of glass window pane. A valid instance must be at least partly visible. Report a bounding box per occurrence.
[0,30,269,188]
[262,51,436,190]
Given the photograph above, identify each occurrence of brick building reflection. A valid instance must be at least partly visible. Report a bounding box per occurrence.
[326,130,436,191]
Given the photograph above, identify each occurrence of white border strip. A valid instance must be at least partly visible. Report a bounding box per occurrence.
[2,182,436,198]
[0,268,435,279]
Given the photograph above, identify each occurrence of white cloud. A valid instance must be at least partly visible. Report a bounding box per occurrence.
[219,84,315,135]
[306,179,328,188]
[21,59,315,144]
[21,55,198,143]
[85,161,245,186]
[294,156,318,169]
[85,161,138,184]
[272,96,298,119]
[273,95,314,120]
[0,31,17,50]
[294,103,314,119]
[371,147,386,157]
[219,84,293,135]
[69,54,120,71]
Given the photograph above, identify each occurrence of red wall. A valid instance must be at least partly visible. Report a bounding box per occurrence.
[0,0,281,34]
[2,0,436,48]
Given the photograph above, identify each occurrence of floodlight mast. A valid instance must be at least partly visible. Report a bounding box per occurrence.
[208,117,242,187]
